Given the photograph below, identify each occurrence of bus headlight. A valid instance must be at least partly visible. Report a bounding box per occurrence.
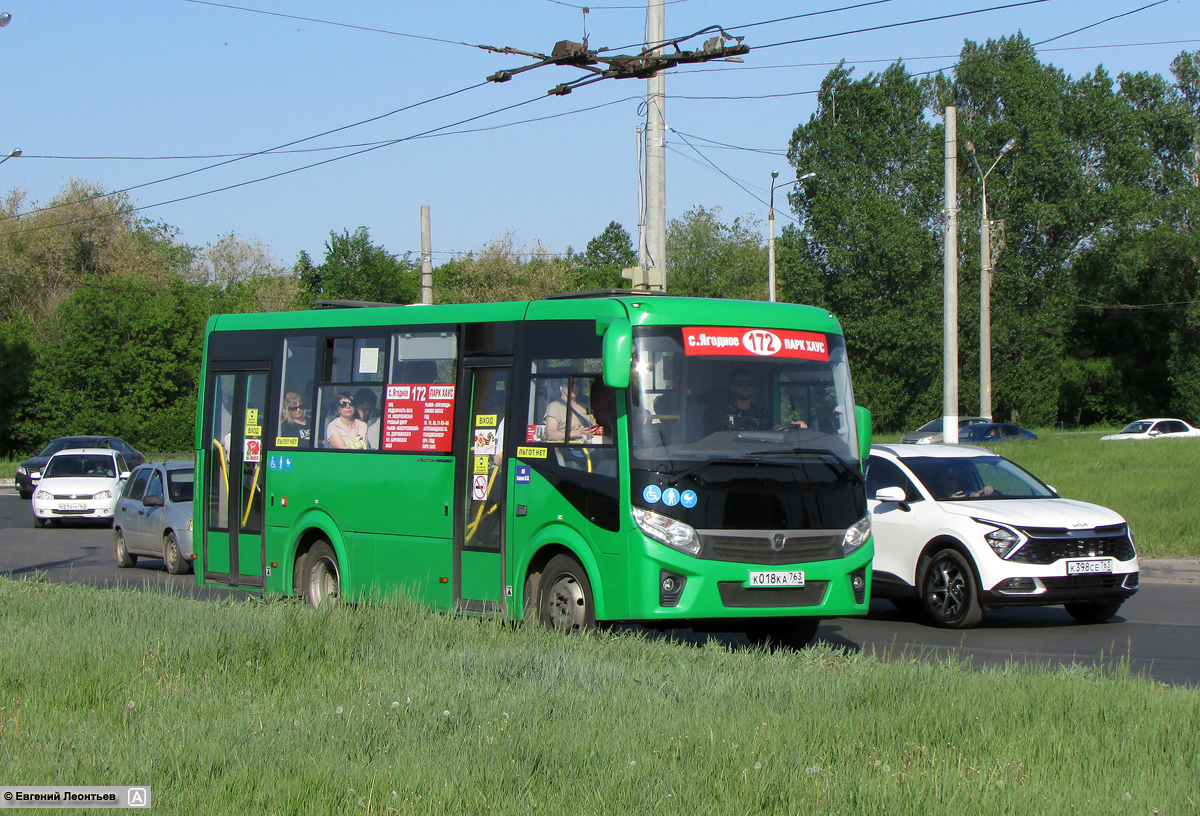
[842,516,871,555]
[633,507,701,556]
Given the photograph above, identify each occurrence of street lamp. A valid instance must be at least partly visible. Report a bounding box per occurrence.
[965,137,1016,423]
[0,148,20,166]
[768,170,815,302]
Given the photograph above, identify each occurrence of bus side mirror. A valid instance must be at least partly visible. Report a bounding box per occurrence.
[855,405,872,462]
[601,317,632,390]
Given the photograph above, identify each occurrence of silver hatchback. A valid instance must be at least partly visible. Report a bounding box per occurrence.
[114,461,195,574]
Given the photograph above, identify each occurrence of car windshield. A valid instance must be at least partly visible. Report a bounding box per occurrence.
[38,437,94,457]
[44,454,116,479]
[902,455,1054,501]
[1118,421,1154,434]
[628,326,859,475]
[167,468,195,503]
[916,419,943,433]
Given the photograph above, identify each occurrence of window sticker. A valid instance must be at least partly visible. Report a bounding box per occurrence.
[475,414,498,428]
[275,437,298,448]
[682,327,829,361]
[383,384,456,452]
[473,427,498,455]
[517,446,548,459]
[473,455,490,475]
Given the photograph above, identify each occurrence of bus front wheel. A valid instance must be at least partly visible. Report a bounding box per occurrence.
[539,554,595,632]
[745,617,821,650]
[303,541,341,609]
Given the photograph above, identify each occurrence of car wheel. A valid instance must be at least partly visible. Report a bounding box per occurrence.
[539,554,595,632]
[33,517,46,528]
[163,532,189,575]
[921,548,983,629]
[115,529,137,568]
[302,541,340,609]
[745,617,821,650]
[19,490,32,500]
[1064,600,1124,624]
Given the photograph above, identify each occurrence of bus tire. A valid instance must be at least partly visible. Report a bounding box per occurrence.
[523,569,542,623]
[745,617,821,650]
[303,541,341,609]
[922,548,983,629]
[115,528,137,568]
[539,554,595,632]
[163,532,189,575]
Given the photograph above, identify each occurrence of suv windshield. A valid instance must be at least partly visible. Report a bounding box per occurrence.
[629,326,858,476]
[903,455,1054,501]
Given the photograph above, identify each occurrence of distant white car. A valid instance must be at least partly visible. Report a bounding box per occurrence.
[31,447,131,528]
[1100,418,1200,441]
[867,443,1138,628]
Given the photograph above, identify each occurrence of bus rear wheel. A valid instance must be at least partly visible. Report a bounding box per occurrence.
[539,554,595,632]
[303,541,341,609]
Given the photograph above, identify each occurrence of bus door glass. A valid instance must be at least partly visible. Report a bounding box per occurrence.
[203,368,268,588]
[457,363,509,612]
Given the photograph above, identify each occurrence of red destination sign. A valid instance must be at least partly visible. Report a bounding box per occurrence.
[382,384,456,452]
[682,327,830,361]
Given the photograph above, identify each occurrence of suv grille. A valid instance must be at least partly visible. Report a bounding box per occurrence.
[1010,525,1135,565]
[698,531,843,566]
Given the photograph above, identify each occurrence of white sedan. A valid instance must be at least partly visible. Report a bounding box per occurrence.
[867,443,1138,628]
[1100,418,1200,441]
[31,448,131,528]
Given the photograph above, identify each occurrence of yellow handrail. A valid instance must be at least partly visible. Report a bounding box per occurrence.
[464,465,500,545]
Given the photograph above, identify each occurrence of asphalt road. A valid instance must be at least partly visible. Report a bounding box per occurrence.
[2,487,1198,686]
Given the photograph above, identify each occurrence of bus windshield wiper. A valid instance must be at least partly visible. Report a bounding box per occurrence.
[746,447,865,486]
[667,457,777,485]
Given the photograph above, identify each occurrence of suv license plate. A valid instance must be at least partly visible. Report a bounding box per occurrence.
[1067,559,1113,576]
[748,570,805,588]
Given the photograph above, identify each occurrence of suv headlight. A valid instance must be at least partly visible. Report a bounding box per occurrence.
[842,516,871,555]
[979,523,1023,559]
[633,507,701,556]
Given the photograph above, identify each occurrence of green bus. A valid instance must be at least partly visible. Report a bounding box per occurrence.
[194,292,873,647]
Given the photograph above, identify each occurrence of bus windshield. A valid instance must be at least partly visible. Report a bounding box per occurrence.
[629,326,858,475]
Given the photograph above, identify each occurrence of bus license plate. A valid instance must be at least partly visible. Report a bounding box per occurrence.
[57,503,86,511]
[1067,559,1113,576]
[748,570,805,588]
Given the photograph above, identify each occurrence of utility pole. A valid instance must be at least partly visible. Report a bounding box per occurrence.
[645,0,667,290]
[966,138,1016,423]
[420,206,433,305]
[943,107,959,445]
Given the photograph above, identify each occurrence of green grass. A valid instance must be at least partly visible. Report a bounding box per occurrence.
[0,577,1196,815]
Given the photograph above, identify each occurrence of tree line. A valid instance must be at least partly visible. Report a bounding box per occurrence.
[1,38,1196,455]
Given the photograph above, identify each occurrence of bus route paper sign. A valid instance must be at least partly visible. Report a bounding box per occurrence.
[682,327,829,361]
[383,384,456,452]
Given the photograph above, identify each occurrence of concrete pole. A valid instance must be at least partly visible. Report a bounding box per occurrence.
[420,205,433,305]
[768,172,777,302]
[637,124,648,269]
[645,0,667,289]
[979,195,992,422]
[943,107,959,445]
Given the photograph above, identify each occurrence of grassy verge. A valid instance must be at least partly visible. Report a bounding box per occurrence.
[0,577,1195,815]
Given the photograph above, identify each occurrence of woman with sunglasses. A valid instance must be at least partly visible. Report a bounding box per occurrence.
[326,391,369,450]
[278,391,312,446]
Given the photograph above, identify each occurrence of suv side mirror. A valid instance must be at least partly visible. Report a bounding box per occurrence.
[874,485,910,511]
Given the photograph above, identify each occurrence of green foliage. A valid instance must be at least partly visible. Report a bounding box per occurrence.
[666,206,767,300]
[577,220,636,290]
[434,233,581,303]
[304,227,419,305]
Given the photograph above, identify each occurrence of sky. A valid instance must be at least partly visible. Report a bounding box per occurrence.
[2,0,1197,270]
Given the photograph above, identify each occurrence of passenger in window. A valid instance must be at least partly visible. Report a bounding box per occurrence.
[327,391,369,449]
[544,380,602,442]
[279,392,313,446]
[353,388,381,450]
[589,380,615,444]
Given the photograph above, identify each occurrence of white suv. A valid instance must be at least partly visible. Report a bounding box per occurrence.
[866,443,1138,628]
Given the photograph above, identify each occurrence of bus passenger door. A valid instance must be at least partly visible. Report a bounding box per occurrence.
[202,367,268,588]
[455,361,509,614]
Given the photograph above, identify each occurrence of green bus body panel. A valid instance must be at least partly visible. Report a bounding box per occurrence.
[196,295,867,623]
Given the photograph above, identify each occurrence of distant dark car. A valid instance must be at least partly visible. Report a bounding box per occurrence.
[901,417,989,444]
[114,461,195,575]
[15,436,146,499]
[958,423,1038,443]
